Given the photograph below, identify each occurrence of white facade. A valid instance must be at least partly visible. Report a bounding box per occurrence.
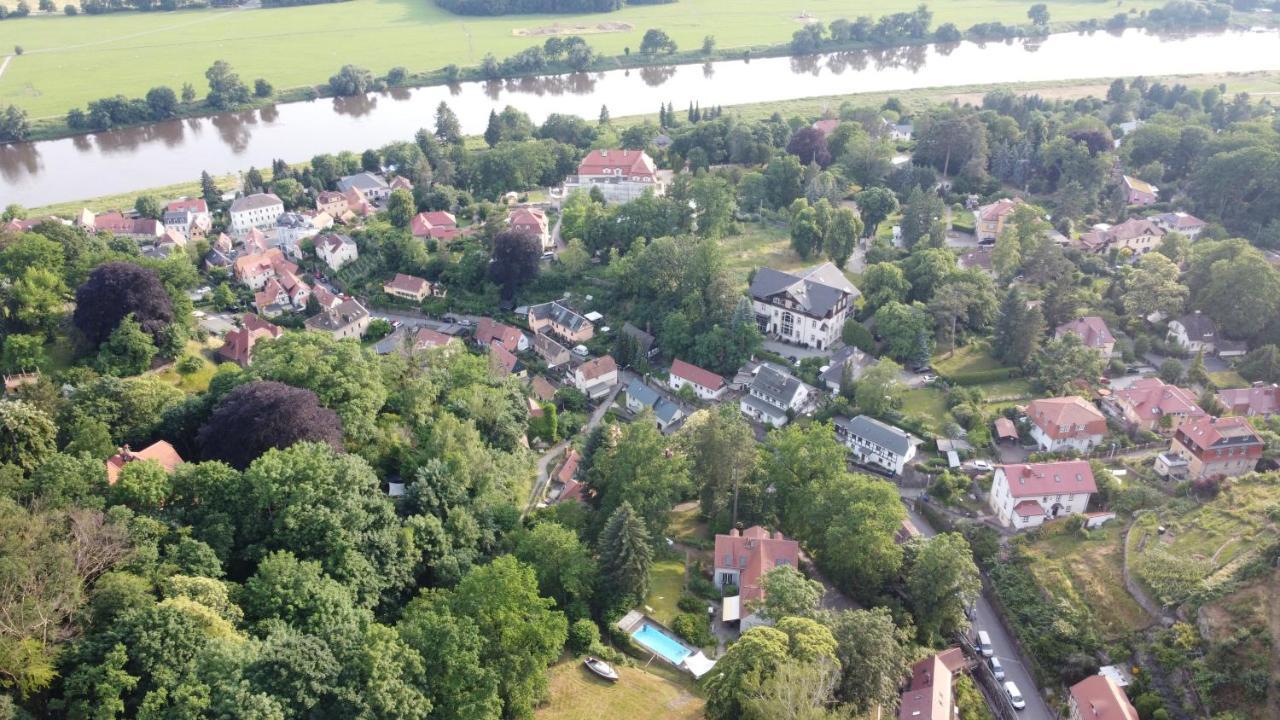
[229,194,284,236]
[989,468,1092,530]
[667,374,725,401]
[837,426,917,475]
[317,236,359,271]
[751,301,848,350]
[1028,423,1104,454]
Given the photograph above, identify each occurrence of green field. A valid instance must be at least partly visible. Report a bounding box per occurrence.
[537,657,703,720]
[0,0,1171,118]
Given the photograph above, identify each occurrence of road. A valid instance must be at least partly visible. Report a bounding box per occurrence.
[522,370,630,515]
[903,498,1054,720]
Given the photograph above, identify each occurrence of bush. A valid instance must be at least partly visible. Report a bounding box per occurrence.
[676,594,705,613]
[671,612,713,647]
[568,618,600,653]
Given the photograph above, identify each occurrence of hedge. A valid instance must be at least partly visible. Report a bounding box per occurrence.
[940,367,1019,385]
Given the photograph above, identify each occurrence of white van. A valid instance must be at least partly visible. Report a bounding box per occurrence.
[977,630,994,657]
[1004,681,1026,710]
[989,656,1005,680]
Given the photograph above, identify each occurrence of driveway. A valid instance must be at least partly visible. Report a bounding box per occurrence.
[903,500,1054,720]
[761,340,833,362]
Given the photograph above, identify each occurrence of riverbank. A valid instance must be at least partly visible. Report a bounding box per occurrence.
[24,67,1280,218]
[0,0,1210,129]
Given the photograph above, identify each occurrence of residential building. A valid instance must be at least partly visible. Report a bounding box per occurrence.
[1148,211,1207,240]
[1153,451,1190,480]
[163,198,211,240]
[411,327,459,352]
[559,149,666,205]
[1218,384,1280,418]
[1026,396,1108,452]
[573,355,618,399]
[106,441,184,486]
[474,318,529,353]
[1103,378,1205,433]
[382,273,434,303]
[88,211,164,240]
[1122,174,1159,205]
[820,345,870,394]
[336,172,391,201]
[1068,675,1139,720]
[489,343,523,378]
[1170,415,1264,480]
[229,193,284,236]
[1055,316,1117,358]
[1167,311,1247,357]
[1078,217,1165,255]
[275,211,330,254]
[624,379,684,431]
[410,211,462,241]
[233,249,310,312]
[832,414,918,475]
[957,246,995,276]
[740,364,811,428]
[310,285,343,311]
[528,301,594,343]
[316,190,349,217]
[713,526,801,631]
[315,233,358,271]
[974,197,1022,243]
[897,648,967,720]
[530,375,558,404]
[620,322,657,359]
[216,314,282,367]
[667,358,726,400]
[304,298,370,340]
[811,118,840,137]
[749,262,859,350]
[989,460,1097,530]
[532,332,571,368]
[509,207,552,250]
[548,449,585,504]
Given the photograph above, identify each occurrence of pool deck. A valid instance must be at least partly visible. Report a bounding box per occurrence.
[616,610,718,679]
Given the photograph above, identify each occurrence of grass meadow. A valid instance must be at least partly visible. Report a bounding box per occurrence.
[0,0,1170,118]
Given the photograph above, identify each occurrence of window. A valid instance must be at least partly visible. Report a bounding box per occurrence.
[781,312,794,337]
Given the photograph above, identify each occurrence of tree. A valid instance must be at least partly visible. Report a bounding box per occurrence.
[1158,358,1185,385]
[904,533,981,643]
[785,127,832,168]
[111,457,171,511]
[1032,333,1104,394]
[489,229,542,298]
[597,502,653,606]
[2,334,45,373]
[763,154,805,209]
[386,188,415,229]
[513,522,597,618]
[825,208,861,268]
[826,607,910,712]
[435,101,463,144]
[678,405,759,531]
[993,287,1045,368]
[861,263,911,312]
[743,660,844,720]
[855,357,904,417]
[0,104,30,143]
[144,86,178,120]
[789,204,824,260]
[899,188,945,248]
[704,626,793,720]
[1122,253,1188,320]
[198,380,344,470]
[11,267,68,337]
[557,238,590,275]
[205,60,251,110]
[872,301,933,363]
[1027,3,1050,26]
[590,417,689,536]
[328,65,374,96]
[396,595,501,720]
[1195,250,1280,339]
[0,400,56,474]
[444,556,568,719]
[912,107,988,178]
[95,314,157,376]
[200,170,220,207]
[181,82,197,103]
[73,262,175,347]
[757,565,824,622]
[639,28,677,54]
[134,194,163,219]
[842,319,874,352]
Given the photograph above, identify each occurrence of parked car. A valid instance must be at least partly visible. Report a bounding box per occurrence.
[920,374,938,384]
[989,656,1005,680]
[977,630,994,657]
[541,252,555,261]
[972,460,992,472]
[1004,681,1026,710]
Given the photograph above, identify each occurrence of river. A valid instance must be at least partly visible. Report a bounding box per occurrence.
[3,27,1280,208]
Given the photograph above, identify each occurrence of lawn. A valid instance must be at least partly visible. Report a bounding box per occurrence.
[667,503,710,546]
[1022,521,1153,640]
[1208,370,1249,389]
[0,0,1170,118]
[719,221,803,287]
[536,657,703,720]
[932,341,1003,376]
[643,558,685,626]
[900,386,947,431]
[976,378,1033,405]
[154,338,222,393]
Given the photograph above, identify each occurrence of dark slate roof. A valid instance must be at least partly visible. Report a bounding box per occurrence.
[748,262,859,318]
[621,322,655,354]
[834,414,914,456]
[529,301,590,333]
[751,365,805,407]
[654,399,682,425]
[336,172,389,193]
[1174,312,1218,343]
[820,345,868,388]
[626,378,660,408]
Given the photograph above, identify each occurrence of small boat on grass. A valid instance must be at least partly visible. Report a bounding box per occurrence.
[583,656,619,682]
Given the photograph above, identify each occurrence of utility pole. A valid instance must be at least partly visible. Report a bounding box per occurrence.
[731,464,740,530]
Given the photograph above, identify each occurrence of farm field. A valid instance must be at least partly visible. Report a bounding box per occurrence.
[537,657,703,720]
[0,0,1171,118]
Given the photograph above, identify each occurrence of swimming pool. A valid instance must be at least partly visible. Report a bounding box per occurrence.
[631,623,693,665]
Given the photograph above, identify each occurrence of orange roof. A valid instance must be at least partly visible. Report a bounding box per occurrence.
[1056,316,1114,350]
[994,417,1018,439]
[475,318,524,353]
[1175,415,1263,452]
[898,648,966,720]
[576,355,617,382]
[670,358,725,391]
[577,149,656,178]
[1112,378,1204,424]
[978,197,1021,222]
[105,440,184,485]
[1026,396,1106,439]
[1070,676,1139,720]
[383,273,430,295]
[413,327,455,350]
[713,526,800,604]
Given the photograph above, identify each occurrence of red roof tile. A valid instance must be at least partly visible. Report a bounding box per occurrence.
[106,440,184,485]
[713,526,800,604]
[997,460,1097,498]
[670,358,724,391]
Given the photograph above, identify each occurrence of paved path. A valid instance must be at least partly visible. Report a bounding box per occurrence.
[903,498,1054,720]
[0,55,11,82]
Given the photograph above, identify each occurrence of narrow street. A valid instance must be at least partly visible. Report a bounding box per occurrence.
[903,499,1055,720]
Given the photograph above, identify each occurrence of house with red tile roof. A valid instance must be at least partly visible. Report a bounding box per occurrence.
[410,211,463,241]
[382,273,435,303]
[549,449,587,504]
[667,358,726,400]
[509,207,551,250]
[488,342,523,378]
[474,318,529,353]
[1055,316,1117,358]
[974,197,1022,243]
[573,355,618,399]
[1078,218,1165,255]
[560,149,665,205]
[106,441,184,486]
[1026,396,1108,453]
[713,526,801,630]
[316,190,349,217]
[529,375,558,403]
[898,648,968,720]
[1217,384,1280,418]
[412,327,458,352]
[1102,377,1205,434]
[216,314,282,367]
[90,211,165,240]
[989,460,1097,530]
[1069,675,1139,720]
[1170,415,1263,481]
